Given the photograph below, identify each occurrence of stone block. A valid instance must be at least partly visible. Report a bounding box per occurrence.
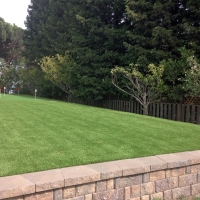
[168,177,178,190]
[125,186,131,200]
[143,173,150,183]
[24,191,53,200]
[191,183,200,196]
[198,173,200,183]
[155,179,168,192]
[163,190,172,200]
[191,164,200,174]
[87,161,122,180]
[133,156,167,172]
[156,154,190,169]
[76,183,95,196]
[141,195,149,200]
[186,166,191,174]
[106,179,114,190]
[141,182,155,196]
[0,175,35,199]
[115,174,142,189]
[130,197,140,200]
[8,197,24,200]
[53,189,62,200]
[92,188,124,200]
[179,173,197,187]
[149,170,165,182]
[23,169,64,192]
[155,177,178,192]
[61,166,100,187]
[65,196,84,200]
[96,181,106,192]
[150,192,163,200]
[166,167,185,178]
[114,159,150,176]
[175,151,200,165]
[63,186,76,199]
[131,185,141,198]
[172,186,190,199]
[84,194,92,200]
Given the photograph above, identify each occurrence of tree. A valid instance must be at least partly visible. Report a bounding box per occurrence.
[0,57,23,93]
[183,56,200,97]
[124,0,200,101]
[24,0,130,100]
[111,63,165,115]
[124,0,187,68]
[40,52,74,98]
[0,18,24,67]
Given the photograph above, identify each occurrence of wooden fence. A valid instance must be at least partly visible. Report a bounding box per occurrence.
[68,99,200,125]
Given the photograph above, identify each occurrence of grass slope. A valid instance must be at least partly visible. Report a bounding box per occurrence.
[0,95,200,177]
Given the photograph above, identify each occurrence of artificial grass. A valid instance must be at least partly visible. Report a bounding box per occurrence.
[0,95,200,177]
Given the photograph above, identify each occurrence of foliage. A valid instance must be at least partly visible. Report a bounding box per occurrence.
[0,57,23,92]
[124,0,200,100]
[161,47,197,101]
[24,0,200,100]
[24,0,130,100]
[19,66,44,95]
[0,17,24,67]
[183,56,200,97]
[125,0,200,67]
[111,64,165,115]
[40,52,74,97]
[19,65,62,99]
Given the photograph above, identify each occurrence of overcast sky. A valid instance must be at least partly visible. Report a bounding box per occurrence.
[0,0,31,29]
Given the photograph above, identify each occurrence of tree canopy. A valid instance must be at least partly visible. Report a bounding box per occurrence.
[21,0,200,102]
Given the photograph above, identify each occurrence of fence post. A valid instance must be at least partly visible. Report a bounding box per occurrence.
[197,106,200,124]
[168,104,171,120]
[177,104,181,121]
[185,105,190,123]
[164,104,168,119]
[152,103,156,117]
[160,104,163,118]
[181,104,185,122]
[156,103,160,117]
[191,105,196,124]
[172,104,176,120]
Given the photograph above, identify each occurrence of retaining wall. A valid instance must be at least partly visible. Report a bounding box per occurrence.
[1,150,200,200]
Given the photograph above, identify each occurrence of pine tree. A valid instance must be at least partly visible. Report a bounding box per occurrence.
[24,0,129,100]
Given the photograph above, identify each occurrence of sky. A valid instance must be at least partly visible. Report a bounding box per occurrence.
[0,0,31,29]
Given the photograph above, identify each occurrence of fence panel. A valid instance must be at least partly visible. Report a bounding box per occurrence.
[67,98,199,125]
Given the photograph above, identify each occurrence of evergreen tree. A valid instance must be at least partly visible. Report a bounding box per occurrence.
[125,0,200,100]
[68,0,130,99]
[25,0,129,100]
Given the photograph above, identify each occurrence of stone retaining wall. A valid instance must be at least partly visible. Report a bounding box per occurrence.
[1,150,200,200]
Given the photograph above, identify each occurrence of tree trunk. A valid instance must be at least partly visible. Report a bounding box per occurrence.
[143,93,148,115]
[143,105,149,115]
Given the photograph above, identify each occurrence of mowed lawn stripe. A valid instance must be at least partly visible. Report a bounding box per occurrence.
[0,95,199,177]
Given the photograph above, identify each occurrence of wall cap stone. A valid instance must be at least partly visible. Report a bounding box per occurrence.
[0,175,35,199]
[1,150,200,199]
[22,169,64,192]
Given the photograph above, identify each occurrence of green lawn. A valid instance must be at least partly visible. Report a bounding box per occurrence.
[0,95,200,177]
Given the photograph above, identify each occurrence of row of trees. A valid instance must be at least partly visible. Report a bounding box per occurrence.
[1,0,200,114]
[0,17,62,97]
[0,18,24,91]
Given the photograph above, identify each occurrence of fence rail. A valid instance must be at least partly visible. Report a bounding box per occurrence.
[68,99,200,125]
